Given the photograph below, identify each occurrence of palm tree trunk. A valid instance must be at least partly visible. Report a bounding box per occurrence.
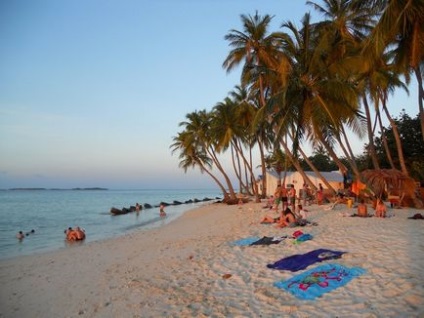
[381,102,409,176]
[279,139,318,191]
[258,135,267,198]
[376,108,396,169]
[414,67,424,141]
[206,146,237,199]
[363,95,380,169]
[317,134,348,175]
[288,132,335,192]
[334,126,361,181]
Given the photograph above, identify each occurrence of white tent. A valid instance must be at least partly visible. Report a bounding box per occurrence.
[262,170,344,197]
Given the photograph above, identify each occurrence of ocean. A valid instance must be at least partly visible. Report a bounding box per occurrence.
[0,188,221,260]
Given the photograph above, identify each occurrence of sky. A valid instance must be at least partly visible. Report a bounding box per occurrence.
[0,0,418,190]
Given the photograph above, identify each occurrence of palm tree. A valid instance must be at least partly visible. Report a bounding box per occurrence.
[172,110,238,201]
[170,131,229,197]
[270,13,363,184]
[362,0,424,140]
[222,11,287,198]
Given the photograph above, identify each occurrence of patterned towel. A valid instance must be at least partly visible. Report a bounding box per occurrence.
[274,263,366,300]
[267,249,345,271]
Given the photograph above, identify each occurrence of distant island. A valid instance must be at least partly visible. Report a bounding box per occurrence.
[8,187,108,191]
[71,188,108,191]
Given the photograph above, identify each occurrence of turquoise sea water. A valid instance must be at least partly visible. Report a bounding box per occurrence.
[0,189,221,260]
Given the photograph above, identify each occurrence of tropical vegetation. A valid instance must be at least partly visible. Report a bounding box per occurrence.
[171,0,424,202]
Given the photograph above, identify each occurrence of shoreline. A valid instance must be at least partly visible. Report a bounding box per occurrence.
[1,201,423,317]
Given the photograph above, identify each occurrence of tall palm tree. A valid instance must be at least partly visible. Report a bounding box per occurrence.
[270,13,363,183]
[222,10,286,198]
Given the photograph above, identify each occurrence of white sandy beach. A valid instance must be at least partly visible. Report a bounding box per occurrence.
[0,200,423,318]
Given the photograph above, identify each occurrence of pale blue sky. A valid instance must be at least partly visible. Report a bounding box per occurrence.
[0,0,418,189]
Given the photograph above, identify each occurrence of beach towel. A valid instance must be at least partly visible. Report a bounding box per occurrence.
[230,237,261,246]
[274,263,366,300]
[293,233,313,244]
[267,249,345,272]
[250,236,288,246]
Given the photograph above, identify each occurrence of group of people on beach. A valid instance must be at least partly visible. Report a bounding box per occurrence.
[261,203,308,228]
[65,227,86,241]
[356,198,387,217]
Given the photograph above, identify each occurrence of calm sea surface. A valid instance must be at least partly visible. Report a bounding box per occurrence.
[0,189,221,260]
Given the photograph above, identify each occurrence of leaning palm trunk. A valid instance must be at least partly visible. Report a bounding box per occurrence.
[279,139,317,191]
[289,133,335,192]
[200,164,231,201]
[334,126,362,182]
[317,134,348,175]
[381,101,409,177]
[206,147,237,200]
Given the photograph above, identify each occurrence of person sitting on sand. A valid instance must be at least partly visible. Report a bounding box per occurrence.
[375,198,387,218]
[296,204,307,220]
[16,231,25,240]
[276,207,296,228]
[159,204,167,217]
[260,215,280,224]
[357,199,368,217]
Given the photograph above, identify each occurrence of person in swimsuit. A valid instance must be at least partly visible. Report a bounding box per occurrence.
[288,184,296,208]
[273,185,282,212]
[375,198,387,218]
[280,184,288,211]
[357,199,368,217]
[74,227,86,240]
[159,204,167,217]
[276,207,296,228]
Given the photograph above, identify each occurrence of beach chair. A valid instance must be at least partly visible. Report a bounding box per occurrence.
[388,192,405,208]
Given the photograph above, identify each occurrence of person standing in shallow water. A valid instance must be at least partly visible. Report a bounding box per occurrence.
[159,204,167,217]
[16,231,24,240]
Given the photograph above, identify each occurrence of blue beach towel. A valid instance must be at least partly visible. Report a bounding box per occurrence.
[293,233,313,243]
[230,237,261,246]
[274,263,366,300]
[267,249,345,272]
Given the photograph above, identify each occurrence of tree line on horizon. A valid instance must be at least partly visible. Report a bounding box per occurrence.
[171,0,424,202]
